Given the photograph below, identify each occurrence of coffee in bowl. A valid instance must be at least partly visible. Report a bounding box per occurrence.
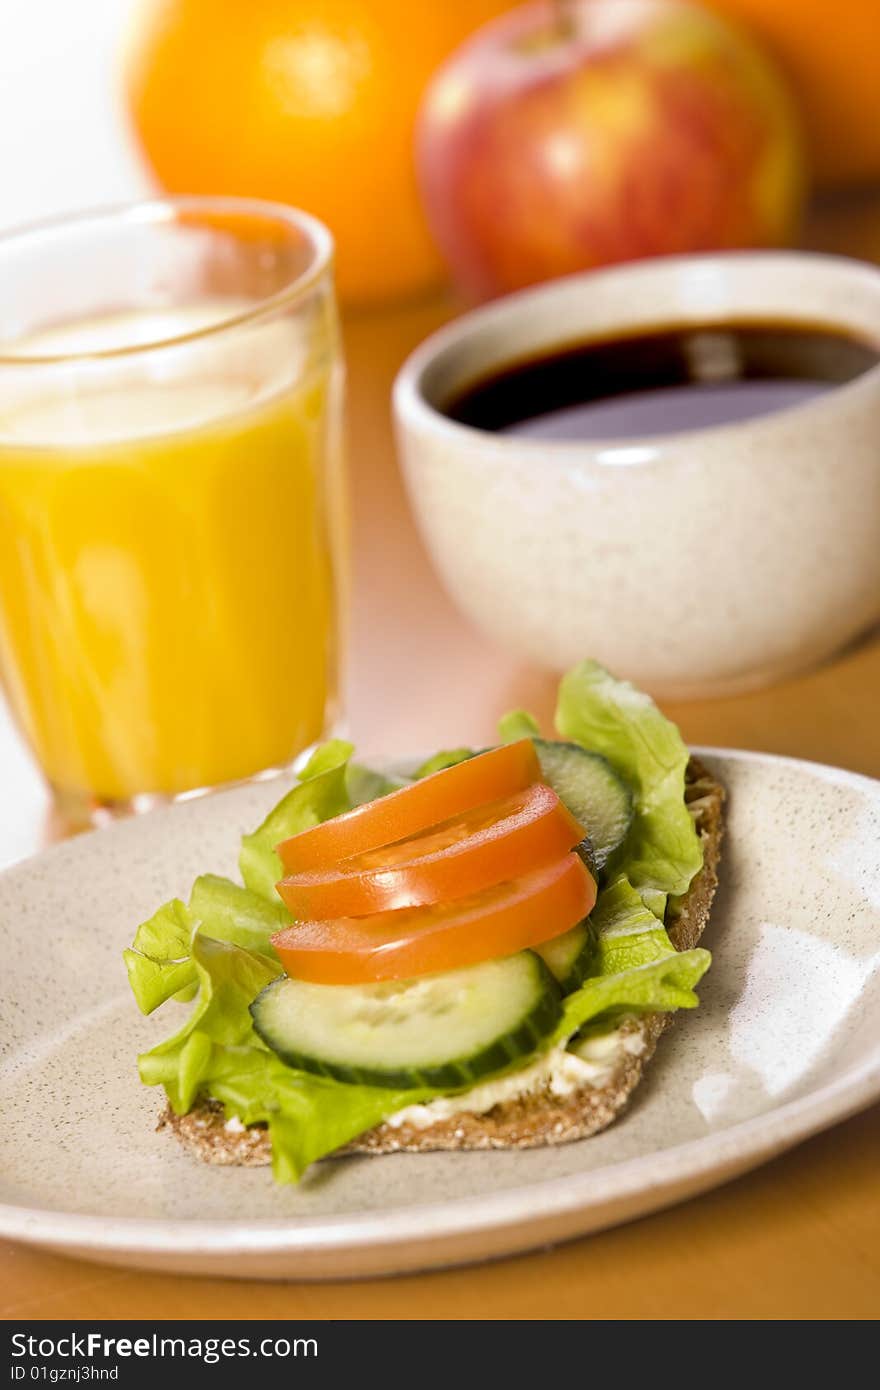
[444,320,879,442]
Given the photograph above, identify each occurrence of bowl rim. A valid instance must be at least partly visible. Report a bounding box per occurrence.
[393,250,880,462]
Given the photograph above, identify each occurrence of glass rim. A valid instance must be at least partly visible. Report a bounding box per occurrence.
[0,195,335,368]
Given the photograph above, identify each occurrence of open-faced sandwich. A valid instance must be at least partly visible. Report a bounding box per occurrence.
[125,661,724,1182]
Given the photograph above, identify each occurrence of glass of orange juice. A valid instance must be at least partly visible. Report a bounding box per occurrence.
[0,198,345,828]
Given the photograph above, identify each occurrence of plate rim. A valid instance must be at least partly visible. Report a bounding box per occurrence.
[2,745,879,1261]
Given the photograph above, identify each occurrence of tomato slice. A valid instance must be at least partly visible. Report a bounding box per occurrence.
[271,853,597,984]
[277,782,586,918]
[276,739,540,873]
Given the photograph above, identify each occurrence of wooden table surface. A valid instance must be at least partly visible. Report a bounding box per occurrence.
[2,201,880,1320]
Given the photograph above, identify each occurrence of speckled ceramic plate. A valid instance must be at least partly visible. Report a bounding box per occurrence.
[1,749,878,1280]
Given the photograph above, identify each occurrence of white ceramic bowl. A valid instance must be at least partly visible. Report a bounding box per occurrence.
[394,252,880,698]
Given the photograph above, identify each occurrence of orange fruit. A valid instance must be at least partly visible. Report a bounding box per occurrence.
[124,0,513,304]
[705,0,880,184]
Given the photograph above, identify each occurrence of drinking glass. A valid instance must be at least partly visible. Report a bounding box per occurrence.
[0,197,345,827]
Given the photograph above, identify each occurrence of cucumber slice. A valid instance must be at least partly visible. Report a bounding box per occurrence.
[250,952,560,1090]
[533,919,598,993]
[533,739,632,871]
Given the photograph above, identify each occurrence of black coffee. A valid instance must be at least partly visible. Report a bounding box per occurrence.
[444,320,879,441]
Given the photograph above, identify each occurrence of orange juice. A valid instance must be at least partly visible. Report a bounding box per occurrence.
[0,305,343,808]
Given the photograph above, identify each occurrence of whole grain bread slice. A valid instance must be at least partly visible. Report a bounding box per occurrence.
[160,756,724,1166]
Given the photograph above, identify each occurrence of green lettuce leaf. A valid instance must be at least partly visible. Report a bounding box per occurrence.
[124,899,197,1015]
[189,874,289,952]
[556,659,702,915]
[497,709,540,743]
[553,948,710,1045]
[592,875,676,974]
[138,934,281,1111]
[125,876,289,1018]
[413,748,473,777]
[553,875,710,1044]
[346,762,407,805]
[207,1050,432,1185]
[239,740,353,901]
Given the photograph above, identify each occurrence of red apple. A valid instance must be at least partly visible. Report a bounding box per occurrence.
[416,0,806,299]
